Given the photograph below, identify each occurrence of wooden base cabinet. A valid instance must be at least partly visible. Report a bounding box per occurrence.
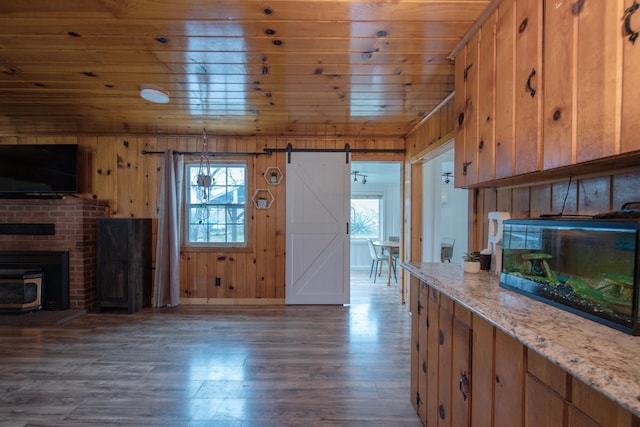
[410,280,471,427]
[96,218,152,314]
[409,278,640,427]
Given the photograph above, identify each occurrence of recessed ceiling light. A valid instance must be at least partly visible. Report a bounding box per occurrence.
[140,85,170,103]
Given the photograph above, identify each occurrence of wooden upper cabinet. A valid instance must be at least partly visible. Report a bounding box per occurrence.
[453,31,480,188]
[514,0,543,176]
[477,12,498,184]
[495,0,516,180]
[464,32,481,186]
[575,1,621,163]
[454,44,468,188]
[621,0,640,154]
[455,0,636,186]
[543,0,575,169]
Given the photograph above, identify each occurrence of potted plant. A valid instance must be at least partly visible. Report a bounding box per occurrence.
[462,252,481,273]
[270,171,278,183]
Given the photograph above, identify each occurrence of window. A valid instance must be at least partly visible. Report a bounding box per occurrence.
[350,195,382,239]
[185,162,247,246]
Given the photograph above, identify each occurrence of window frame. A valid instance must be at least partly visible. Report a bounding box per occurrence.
[183,160,250,249]
[350,192,384,242]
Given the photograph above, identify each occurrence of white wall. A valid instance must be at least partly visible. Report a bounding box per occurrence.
[422,149,469,263]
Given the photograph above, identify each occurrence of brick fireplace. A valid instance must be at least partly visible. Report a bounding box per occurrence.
[0,198,109,310]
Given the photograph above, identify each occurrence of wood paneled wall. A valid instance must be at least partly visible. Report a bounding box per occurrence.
[474,170,640,253]
[0,135,403,304]
[405,94,456,161]
[404,95,457,265]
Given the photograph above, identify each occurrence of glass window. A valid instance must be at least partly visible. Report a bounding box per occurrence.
[185,163,247,246]
[350,195,382,239]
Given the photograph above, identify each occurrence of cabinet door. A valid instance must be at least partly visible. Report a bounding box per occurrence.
[514,0,542,176]
[525,374,567,427]
[494,328,526,427]
[477,12,497,184]
[568,406,600,427]
[572,377,636,427]
[436,296,472,427]
[575,1,620,163]
[97,220,129,309]
[495,0,515,179]
[426,287,441,427]
[463,32,480,187]
[417,281,430,422]
[438,299,454,427]
[454,45,468,188]
[471,314,495,427]
[450,306,471,427]
[410,276,420,413]
[543,0,575,169]
[621,0,640,154]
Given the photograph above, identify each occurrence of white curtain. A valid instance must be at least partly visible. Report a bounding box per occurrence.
[153,149,183,307]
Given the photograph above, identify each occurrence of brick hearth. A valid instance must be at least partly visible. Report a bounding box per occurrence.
[0,198,109,310]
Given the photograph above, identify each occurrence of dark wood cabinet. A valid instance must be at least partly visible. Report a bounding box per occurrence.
[96,218,151,313]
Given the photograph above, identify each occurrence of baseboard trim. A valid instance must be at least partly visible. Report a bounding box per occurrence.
[180,298,285,306]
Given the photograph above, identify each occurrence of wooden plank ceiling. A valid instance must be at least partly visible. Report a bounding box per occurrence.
[0,0,490,137]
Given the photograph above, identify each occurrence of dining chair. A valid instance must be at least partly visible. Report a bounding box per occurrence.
[441,237,455,262]
[367,239,389,283]
[388,236,399,282]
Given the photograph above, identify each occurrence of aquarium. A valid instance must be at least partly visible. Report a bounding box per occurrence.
[500,218,640,335]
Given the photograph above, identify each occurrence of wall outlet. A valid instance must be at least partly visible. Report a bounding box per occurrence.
[215,277,221,286]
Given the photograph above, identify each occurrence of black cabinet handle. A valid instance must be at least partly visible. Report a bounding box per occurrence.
[625,0,639,44]
[462,161,472,176]
[459,372,469,401]
[463,63,473,81]
[526,68,537,98]
[417,302,423,314]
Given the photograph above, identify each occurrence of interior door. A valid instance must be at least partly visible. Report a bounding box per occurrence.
[285,152,350,304]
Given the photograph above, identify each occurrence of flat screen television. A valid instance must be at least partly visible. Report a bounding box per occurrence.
[0,144,79,197]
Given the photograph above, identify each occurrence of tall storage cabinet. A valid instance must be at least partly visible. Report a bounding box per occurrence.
[96,218,152,313]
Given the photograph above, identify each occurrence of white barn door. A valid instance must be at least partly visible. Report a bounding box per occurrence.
[285,152,350,304]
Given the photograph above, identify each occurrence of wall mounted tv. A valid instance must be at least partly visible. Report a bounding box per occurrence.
[0,144,79,197]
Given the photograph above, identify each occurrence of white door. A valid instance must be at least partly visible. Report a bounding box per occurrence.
[286,152,350,304]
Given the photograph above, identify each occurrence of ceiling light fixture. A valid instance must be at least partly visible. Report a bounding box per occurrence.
[351,171,367,184]
[140,85,170,103]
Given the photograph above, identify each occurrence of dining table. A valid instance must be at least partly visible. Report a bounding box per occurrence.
[372,240,400,286]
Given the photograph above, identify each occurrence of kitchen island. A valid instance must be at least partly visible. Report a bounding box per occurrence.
[402,262,640,427]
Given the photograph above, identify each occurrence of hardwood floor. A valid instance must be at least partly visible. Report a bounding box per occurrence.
[0,271,421,427]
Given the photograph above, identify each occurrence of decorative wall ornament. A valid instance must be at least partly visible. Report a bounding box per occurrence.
[196,128,214,200]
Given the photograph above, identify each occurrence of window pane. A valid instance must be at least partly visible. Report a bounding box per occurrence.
[186,163,247,245]
[351,198,380,239]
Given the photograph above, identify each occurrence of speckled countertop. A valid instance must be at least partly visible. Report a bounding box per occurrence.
[402,262,640,418]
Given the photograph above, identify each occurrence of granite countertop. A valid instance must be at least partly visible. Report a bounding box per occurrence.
[401,262,640,418]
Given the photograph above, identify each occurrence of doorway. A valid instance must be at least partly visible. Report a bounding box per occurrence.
[349,161,402,288]
[422,146,469,263]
